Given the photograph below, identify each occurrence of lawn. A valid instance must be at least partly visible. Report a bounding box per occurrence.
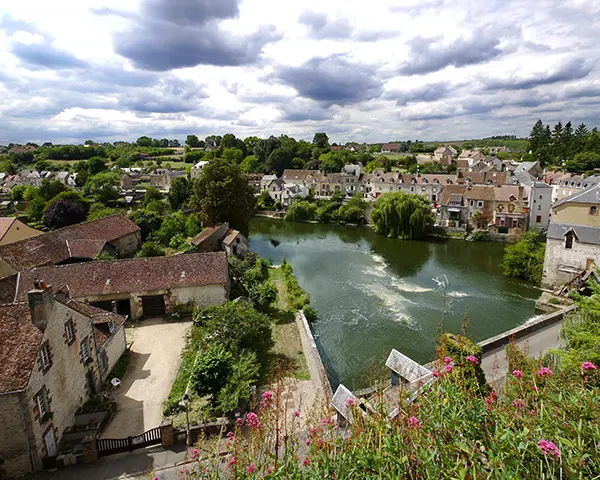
[267,267,311,381]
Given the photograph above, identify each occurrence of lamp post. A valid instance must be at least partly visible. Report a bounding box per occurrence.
[182,393,190,446]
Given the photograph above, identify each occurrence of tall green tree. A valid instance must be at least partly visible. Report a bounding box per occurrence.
[190,158,256,236]
[168,177,191,209]
[501,231,545,284]
[313,132,330,149]
[83,173,120,205]
[186,135,201,147]
[371,192,434,240]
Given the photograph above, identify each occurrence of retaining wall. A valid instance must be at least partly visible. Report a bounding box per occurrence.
[297,310,333,398]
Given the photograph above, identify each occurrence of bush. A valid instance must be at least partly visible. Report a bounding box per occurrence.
[281,258,310,309]
[303,305,318,322]
[284,200,316,221]
[438,333,488,396]
[43,198,87,229]
[501,231,545,284]
[136,241,165,257]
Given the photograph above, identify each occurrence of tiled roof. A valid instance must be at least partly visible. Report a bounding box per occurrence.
[67,240,108,259]
[0,218,16,242]
[0,302,43,393]
[0,273,17,303]
[547,223,600,245]
[464,185,496,201]
[493,185,522,202]
[0,215,140,270]
[191,226,221,246]
[440,185,467,205]
[281,170,319,182]
[15,252,228,300]
[62,299,126,348]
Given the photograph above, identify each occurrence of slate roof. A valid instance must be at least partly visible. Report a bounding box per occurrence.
[547,223,600,245]
[331,384,362,423]
[14,252,228,301]
[0,215,140,270]
[554,184,600,208]
[281,170,319,182]
[0,302,43,393]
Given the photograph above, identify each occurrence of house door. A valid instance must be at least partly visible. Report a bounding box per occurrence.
[44,429,57,457]
[141,295,166,318]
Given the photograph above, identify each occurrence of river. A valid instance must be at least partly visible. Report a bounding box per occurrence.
[249,217,539,389]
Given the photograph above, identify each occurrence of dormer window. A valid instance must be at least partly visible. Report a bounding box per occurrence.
[590,206,598,216]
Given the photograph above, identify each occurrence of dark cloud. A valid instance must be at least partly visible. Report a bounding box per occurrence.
[298,10,397,42]
[118,77,208,113]
[388,82,452,106]
[275,55,383,106]
[113,0,281,70]
[11,42,88,69]
[398,30,503,75]
[483,58,592,91]
[279,102,333,122]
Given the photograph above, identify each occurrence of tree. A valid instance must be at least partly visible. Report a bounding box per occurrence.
[222,147,244,164]
[313,132,330,149]
[83,173,120,205]
[10,185,27,201]
[87,157,106,175]
[371,192,434,239]
[130,208,163,241]
[136,241,165,257]
[39,179,67,202]
[285,200,317,222]
[142,186,162,207]
[192,344,234,406]
[501,231,545,284]
[168,177,192,210]
[88,203,117,221]
[186,135,201,147]
[337,195,368,224]
[155,211,187,245]
[43,199,87,229]
[565,152,600,173]
[190,158,256,236]
[27,196,47,223]
[136,136,153,147]
[240,155,262,173]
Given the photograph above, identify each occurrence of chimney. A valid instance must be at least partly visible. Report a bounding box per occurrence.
[28,281,54,331]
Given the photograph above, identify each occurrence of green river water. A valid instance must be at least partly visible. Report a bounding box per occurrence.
[249,217,539,389]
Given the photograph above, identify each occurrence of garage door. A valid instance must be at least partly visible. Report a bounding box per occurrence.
[141,295,166,318]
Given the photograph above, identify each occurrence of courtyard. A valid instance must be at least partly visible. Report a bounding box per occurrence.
[101,318,192,439]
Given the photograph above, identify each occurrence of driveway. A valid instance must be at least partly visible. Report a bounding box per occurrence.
[101,318,192,438]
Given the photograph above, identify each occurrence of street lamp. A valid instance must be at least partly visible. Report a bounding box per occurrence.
[182,393,190,446]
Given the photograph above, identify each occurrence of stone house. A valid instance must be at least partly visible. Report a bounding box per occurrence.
[543,185,600,288]
[554,175,600,202]
[458,150,487,165]
[247,174,264,193]
[381,143,401,154]
[523,181,553,231]
[0,215,141,272]
[365,171,403,199]
[281,184,309,207]
[12,252,230,319]
[491,185,528,233]
[433,146,457,165]
[190,161,209,180]
[404,174,455,204]
[0,284,125,478]
[439,185,468,227]
[191,223,249,258]
[514,161,543,179]
[266,178,285,202]
[0,217,42,246]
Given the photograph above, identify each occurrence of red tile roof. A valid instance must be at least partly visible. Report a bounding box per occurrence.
[0,218,16,242]
[68,239,108,259]
[0,273,17,303]
[0,215,139,270]
[15,252,228,300]
[62,299,126,348]
[191,226,221,246]
[0,302,43,393]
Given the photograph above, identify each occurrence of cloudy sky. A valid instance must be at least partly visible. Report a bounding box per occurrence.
[1,0,600,145]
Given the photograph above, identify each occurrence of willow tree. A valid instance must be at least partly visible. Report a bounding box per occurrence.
[371,192,434,239]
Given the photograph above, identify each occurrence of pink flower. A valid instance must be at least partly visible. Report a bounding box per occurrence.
[247,463,256,474]
[466,355,479,365]
[302,458,310,467]
[408,416,421,429]
[538,440,560,458]
[262,391,273,404]
[537,367,552,377]
[192,448,200,458]
[227,456,236,468]
[582,361,597,371]
[292,409,300,417]
[235,417,243,426]
[322,417,332,425]
[246,412,261,430]
[444,364,453,373]
[512,369,523,379]
[443,356,453,364]
[512,398,526,410]
[226,431,235,438]
[305,438,311,445]
[432,369,439,378]
[345,398,355,407]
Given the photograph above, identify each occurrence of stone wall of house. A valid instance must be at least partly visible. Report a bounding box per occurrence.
[0,393,36,478]
[111,231,142,258]
[542,238,600,288]
[553,204,600,227]
[171,284,228,309]
[25,299,99,467]
[196,224,229,253]
[99,325,127,382]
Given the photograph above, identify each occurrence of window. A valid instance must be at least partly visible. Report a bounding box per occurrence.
[565,232,574,249]
[65,321,75,344]
[477,201,484,208]
[432,187,438,193]
[538,205,542,211]
[40,344,50,370]
[36,388,49,419]
[81,338,90,363]
[469,200,475,207]
[410,186,415,192]
[590,206,597,216]
[539,195,543,199]
[536,215,542,223]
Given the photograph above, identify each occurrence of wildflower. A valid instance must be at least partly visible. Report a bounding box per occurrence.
[305,438,311,445]
[432,369,439,378]
[302,458,310,467]
[322,417,332,425]
[582,361,597,371]
[310,427,318,435]
[408,416,422,429]
[537,440,560,458]
[512,369,522,379]
[345,398,355,407]
[192,448,200,458]
[443,356,453,364]
[512,398,526,410]
[247,463,256,474]
[529,409,536,416]
[226,431,235,438]
[532,384,538,392]
[227,456,237,468]
[262,391,273,404]
[484,391,497,411]
[537,367,552,377]
[444,364,453,373]
[235,417,243,426]
[292,409,300,417]
[466,355,479,365]
[265,466,274,476]
[597,442,600,450]
[246,412,261,430]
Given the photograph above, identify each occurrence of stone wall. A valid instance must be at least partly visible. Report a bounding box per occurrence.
[542,237,600,288]
[0,393,35,478]
[170,284,228,309]
[111,231,142,258]
[99,324,127,382]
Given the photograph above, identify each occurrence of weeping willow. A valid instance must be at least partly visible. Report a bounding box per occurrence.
[371,192,434,239]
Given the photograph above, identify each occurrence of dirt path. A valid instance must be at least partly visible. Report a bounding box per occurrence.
[101,318,192,438]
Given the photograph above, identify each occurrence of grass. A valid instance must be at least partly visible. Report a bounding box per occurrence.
[267,267,311,381]
[109,350,131,380]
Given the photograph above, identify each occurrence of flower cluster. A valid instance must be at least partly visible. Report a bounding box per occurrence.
[408,416,422,429]
[512,369,523,379]
[246,412,261,430]
[466,355,479,365]
[484,391,497,411]
[512,398,526,410]
[537,367,553,377]
[538,439,560,458]
[582,361,597,371]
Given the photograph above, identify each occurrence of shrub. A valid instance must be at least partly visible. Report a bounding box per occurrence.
[303,305,318,322]
[501,231,545,284]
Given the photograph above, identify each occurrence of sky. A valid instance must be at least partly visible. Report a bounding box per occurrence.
[1,0,600,145]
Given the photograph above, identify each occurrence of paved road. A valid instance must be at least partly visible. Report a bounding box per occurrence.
[481,320,563,385]
[102,319,192,438]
